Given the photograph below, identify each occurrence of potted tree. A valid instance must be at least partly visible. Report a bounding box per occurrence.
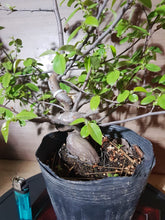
[0,0,165,219]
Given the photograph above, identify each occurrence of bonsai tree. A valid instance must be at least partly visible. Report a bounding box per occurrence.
[0,0,165,176]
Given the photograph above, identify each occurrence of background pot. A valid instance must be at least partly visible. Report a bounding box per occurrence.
[36,125,155,220]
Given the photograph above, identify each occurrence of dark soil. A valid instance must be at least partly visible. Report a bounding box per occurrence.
[47,136,143,181]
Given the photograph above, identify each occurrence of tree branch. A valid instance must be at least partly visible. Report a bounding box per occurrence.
[96,0,109,19]
[61,0,109,78]
[40,101,65,111]
[101,111,165,127]
[82,0,133,56]
[53,0,64,48]
[0,104,18,114]
[72,68,92,111]
[0,8,54,13]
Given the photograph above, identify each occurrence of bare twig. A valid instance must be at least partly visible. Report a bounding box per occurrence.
[72,68,92,111]
[105,38,141,63]
[39,101,65,111]
[96,0,109,19]
[0,104,19,114]
[61,0,109,77]
[101,111,165,127]
[60,79,89,95]
[1,48,14,63]
[53,0,64,48]
[82,0,133,56]
[0,8,54,13]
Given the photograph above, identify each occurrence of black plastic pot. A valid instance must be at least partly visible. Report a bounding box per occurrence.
[36,125,155,220]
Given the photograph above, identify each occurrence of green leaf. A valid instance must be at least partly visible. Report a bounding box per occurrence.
[117,90,130,103]
[70,118,85,125]
[157,94,165,109]
[120,1,127,7]
[2,72,11,88]
[67,0,75,7]
[111,0,116,8]
[19,120,26,127]
[0,96,5,105]
[88,122,102,145]
[59,82,70,93]
[1,121,10,143]
[134,87,147,92]
[4,109,14,120]
[78,73,87,83]
[141,95,155,105]
[155,5,165,16]
[0,107,13,120]
[131,25,149,35]
[159,75,165,84]
[53,53,66,74]
[107,70,120,86]
[87,3,97,9]
[149,46,162,54]
[128,94,138,102]
[38,93,52,101]
[84,16,99,27]
[13,59,22,73]
[67,26,81,44]
[59,45,76,52]
[0,26,5,30]
[146,63,161,72]
[39,50,56,57]
[138,0,152,8]
[90,95,100,111]
[16,110,37,120]
[0,107,6,115]
[65,7,80,24]
[115,19,129,37]
[15,38,22,46]
[83,0,94,6]
[26,83,39,92]
[3,61,12,71]
[23,58,33,67]
[84,57,91,72]
[90,56,100,69]
[110,45,116,57]
[120,36,129,44]
[80,125,90,138]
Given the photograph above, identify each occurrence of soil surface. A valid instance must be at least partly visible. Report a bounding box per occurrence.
[47,136,143,181]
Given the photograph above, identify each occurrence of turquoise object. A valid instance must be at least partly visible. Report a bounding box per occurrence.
[13,177,32,220]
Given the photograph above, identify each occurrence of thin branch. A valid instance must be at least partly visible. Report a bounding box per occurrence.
[61,0,109,78]
[96,0,109,19]
[0,8,54,13]
[105,38,140,63]
[82,0,133,56]
[78,0,109,52]
[60,79,89,95]
[0,104,19,114]
[29,116,74,126]
[72,68,92,111]
[1,48,14,63]
[101,111,165,127]
[53,0,64,48]
[39,101,65,111]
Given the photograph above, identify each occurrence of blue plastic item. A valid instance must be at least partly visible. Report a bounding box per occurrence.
[12,177,32,220]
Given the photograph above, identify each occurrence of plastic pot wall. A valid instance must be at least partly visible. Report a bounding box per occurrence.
[36,125,155,220]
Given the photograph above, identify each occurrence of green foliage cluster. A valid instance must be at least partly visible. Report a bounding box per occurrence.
[0,38,51,142]
[1,0,165,145]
